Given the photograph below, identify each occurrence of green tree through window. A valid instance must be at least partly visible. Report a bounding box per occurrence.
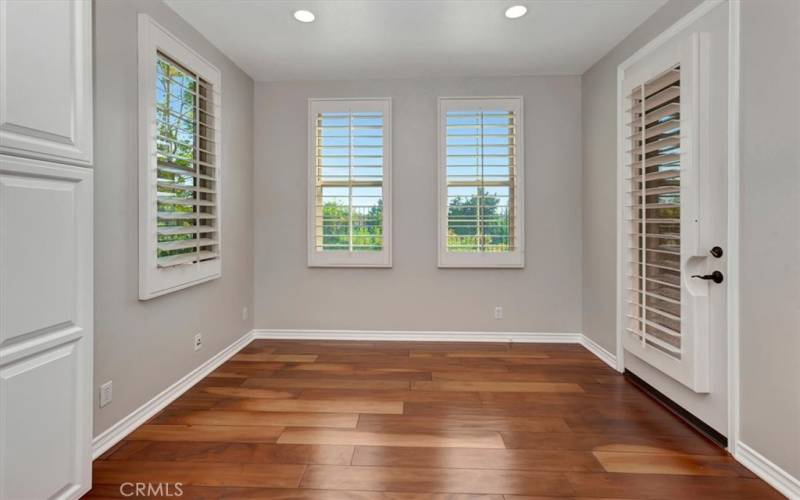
[445,108,515,253]
[447,190,509,252]
[156,56,198,260]
[315,111,384,252]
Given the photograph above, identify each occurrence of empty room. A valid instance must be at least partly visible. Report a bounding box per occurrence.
[1,0,798,498]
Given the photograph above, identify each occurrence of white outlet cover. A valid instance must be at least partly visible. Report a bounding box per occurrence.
[194,333,203,350]
[494,306,503,319]
[99,381,113,407]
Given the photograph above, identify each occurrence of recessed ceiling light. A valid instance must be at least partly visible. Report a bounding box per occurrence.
[293,9,315,23]
[504,5,527,19]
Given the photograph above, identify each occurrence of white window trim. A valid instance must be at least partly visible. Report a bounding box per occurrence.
[307,98,392,268]
[437,96,525,268]
[137,14,223,300]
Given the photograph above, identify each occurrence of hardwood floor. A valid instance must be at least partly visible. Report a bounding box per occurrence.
[86,340,780,499]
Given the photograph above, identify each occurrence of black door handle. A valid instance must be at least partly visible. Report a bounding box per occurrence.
[691,271,724,284]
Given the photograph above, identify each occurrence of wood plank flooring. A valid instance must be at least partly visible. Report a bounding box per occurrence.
[86,340,781,499]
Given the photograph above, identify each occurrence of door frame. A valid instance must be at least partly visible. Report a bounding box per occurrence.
[614,0,741,453]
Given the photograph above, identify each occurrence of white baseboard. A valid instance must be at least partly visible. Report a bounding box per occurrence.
[580,334,618,370]
[736,441,800,499]
[253,330,621,368]
[91,330,255,459]
[253,328,583,344]
[253,330,620,369]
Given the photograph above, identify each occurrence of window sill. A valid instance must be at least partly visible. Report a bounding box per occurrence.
[437,251,524,269]
[308,251,392,268]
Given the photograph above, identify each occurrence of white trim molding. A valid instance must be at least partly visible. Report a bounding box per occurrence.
[619,0,725,71]
[255,330,617,368]
[580,335,618,370]
[736,442,800,499]
[91,330,254,459]
[254,329,581,344]
[725,0,742,457]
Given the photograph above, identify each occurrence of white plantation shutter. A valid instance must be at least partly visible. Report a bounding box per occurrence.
[438,97,524,268]
[155,54,220,267]
[445,110,516,252]
[308,98,392,267]
[621,34,712,393]
[138,15,222,299]
[625,64,683,359]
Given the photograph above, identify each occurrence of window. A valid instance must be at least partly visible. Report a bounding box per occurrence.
[138,15,222,299]
[438,97,524,268]
[308,98,392,267]
[625,64,683,360]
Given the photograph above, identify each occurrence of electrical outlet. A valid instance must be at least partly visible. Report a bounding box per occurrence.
[99,381,113,408]
[242,306,249,321]
[494,306,503,320]
[194,333,203,351]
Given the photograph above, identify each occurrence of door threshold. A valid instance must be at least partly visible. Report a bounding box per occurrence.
[624,369,728,449]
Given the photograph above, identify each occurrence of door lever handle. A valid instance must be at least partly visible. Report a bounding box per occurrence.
[691,271,724,284]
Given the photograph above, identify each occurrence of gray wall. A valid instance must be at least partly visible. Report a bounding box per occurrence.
[93,0,254,436]
[582,0,800,480]
[739,0,800,479]
[254,77,582,333]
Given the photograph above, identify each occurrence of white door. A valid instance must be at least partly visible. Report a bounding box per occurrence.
[619,3,730,435]
[0,0,93,165]
[0,1,94,498]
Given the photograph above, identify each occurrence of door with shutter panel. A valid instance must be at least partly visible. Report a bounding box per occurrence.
[620,3,729,432]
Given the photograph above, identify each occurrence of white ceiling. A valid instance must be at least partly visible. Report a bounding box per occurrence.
[165,0,667,82]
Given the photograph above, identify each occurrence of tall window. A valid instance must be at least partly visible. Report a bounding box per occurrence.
[625,64,683,360]
[438,97,524,268]
[155,55,218,266]
[138,15,222,299]
[308,98,392,267]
